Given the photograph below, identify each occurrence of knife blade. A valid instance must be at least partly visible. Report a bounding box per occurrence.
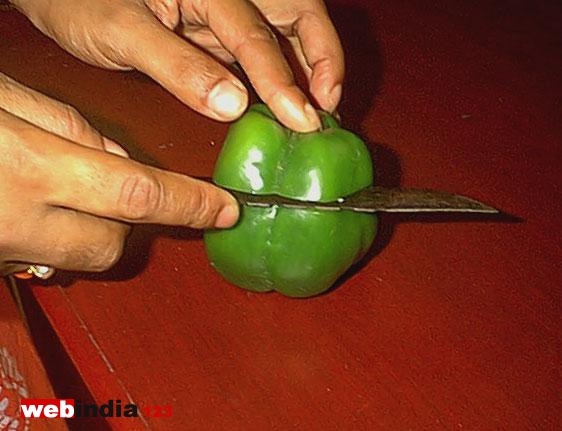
[226,186,499,214]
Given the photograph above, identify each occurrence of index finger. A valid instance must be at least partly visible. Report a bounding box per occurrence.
[36,129,240,229]
[208,0,321,132]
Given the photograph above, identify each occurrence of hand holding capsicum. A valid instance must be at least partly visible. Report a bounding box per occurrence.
[12,0,344,132]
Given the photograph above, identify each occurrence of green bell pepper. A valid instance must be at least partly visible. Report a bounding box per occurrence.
[204,104,377,298]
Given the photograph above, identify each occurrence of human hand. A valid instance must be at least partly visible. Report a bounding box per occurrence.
[12,0,343,132]
[0,73,238,276]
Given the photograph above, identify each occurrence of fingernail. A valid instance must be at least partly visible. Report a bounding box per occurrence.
[103,137,129,158]
[273,94,320,132]
[214,203,240,228]
[328,84,342,112]
[208,79,247,120]
[304,103,321,130]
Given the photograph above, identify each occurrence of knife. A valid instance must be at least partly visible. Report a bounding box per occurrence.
[11,185,497,282]
[226,186,499,214]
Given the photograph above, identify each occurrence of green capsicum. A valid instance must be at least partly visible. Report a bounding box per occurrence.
[204,104,377,298]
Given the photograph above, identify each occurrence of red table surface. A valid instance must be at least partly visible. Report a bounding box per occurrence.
[2,1,561,430]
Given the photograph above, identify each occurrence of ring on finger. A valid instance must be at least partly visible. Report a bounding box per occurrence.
[13,265,56,280]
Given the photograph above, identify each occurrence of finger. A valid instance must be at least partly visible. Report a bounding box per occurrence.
[112,10,248,121]
[203,0,321,132]
[6,206,129,272]
[2,108,238,229]
[0,72,129,156]
[143,0,181,30]
[15,125,240,229]
[292,4,344,112]
[182,27,237,64]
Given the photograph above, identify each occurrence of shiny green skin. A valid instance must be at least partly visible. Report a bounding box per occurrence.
[204,104,377,297]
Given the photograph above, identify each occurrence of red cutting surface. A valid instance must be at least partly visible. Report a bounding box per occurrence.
[2,1,561,429]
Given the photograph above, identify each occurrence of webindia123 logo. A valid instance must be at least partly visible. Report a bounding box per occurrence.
[20,399,172,419]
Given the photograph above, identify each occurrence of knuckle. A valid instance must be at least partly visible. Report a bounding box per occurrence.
[248,25,277,44]
[117,171,162,220]
[52,215,128,272]
[90,235,125,272]
[169,50,216,95]
[229,24,278,60]
[104,5,144,33]
[236,24,277,53]
[185,186,216,228]
[100,6,154,56]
